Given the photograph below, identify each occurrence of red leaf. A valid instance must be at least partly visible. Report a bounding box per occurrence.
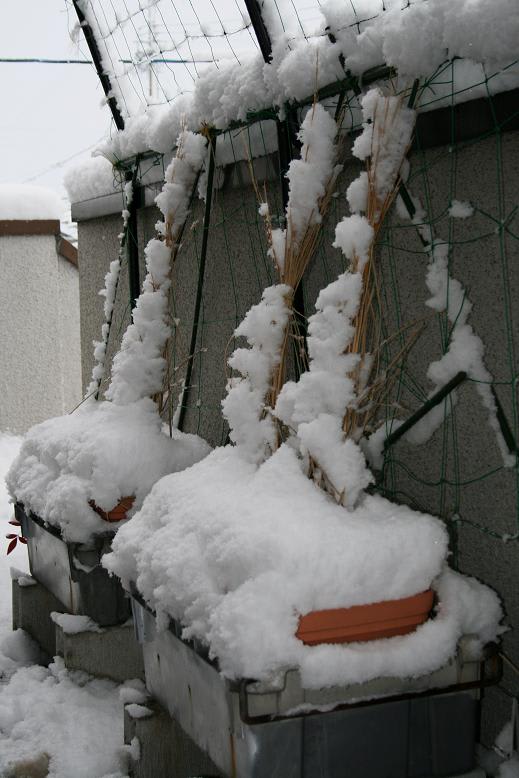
[5,534,16,539]
[6,538,17,555]
[9,520,21,527]
[19,537,27,544]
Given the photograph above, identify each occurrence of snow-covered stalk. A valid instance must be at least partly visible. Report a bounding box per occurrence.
[275,88,416,507]
[336,89,416,439]
[106,130,207,408]
[222,104,340,463]
[85,177,133,400]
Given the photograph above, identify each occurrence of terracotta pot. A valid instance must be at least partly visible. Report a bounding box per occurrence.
[296,589,434,646]
[89,495,135,523]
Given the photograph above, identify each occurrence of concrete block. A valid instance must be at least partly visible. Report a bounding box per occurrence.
[55,621,144,683]
[12,577,66,659]
[124,699,222,778]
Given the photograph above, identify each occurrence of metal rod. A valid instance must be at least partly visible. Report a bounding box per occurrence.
[383,371,468,451]
[72,0,125,131]
[243,0,272,62]
[244,0,307,378]
[125,168,142,308]
[491,386,518,454]
[177,135,217,431]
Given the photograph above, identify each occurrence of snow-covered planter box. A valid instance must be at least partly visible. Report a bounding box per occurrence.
[6,132,212,629]
[105,443,504,776]
[7,400,210,626]
[16,503,129,627]
[128,585,499,778]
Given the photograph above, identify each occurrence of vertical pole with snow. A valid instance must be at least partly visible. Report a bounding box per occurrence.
[243,0,307,376]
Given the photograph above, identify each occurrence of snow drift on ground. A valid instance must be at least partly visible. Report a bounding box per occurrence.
[0,434,130,778]
[0,184,62,220]
[0,658,129,778]
[105,443,503,687]
[7,399,210,542]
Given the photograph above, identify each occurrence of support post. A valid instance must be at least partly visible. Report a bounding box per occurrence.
[383,371,468,451]
[177,134,217,431]
[72,0,125,131]
[125,170,142,308]
[244,0,306,375]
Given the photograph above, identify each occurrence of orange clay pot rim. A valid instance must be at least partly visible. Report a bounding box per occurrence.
[296,589,434,646]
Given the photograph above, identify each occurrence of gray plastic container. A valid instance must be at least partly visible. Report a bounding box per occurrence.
[17,503,130,627]
[131,591,500,778]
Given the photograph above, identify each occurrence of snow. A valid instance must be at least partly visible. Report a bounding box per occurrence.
[449,199,474,219]
[389,190,515,467]
[282,104,338,259]
[223,104,339,464]
[276,88,412,505]
[0,658,128,778]
[0,184,62,221]
[7,399,210,543]
[0,434,128,777]
[63,156,122,203]
[86,184,135,400]
[105,442,502,686]
[107,130,206,406]
[222,284,292,463]
[333,214,374,270]
[50,612,103,635]
[119,681,148,706]
[85,0,519,167]
[124,703,152,720]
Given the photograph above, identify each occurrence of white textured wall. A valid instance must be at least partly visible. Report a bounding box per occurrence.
[0,234,82,433]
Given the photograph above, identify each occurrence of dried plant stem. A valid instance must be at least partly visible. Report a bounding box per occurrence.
[343,96,415,440]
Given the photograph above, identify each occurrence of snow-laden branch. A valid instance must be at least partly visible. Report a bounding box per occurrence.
[107,131,207,406]
[222,104,339,464]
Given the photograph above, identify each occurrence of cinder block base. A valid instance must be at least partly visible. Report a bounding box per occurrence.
[56,621,144,682]
[124,699,222,778]
[12,577,66,659]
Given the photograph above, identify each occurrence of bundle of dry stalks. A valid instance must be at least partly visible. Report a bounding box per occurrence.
[153,132,209,430]
[248,103,344,414]
[342,95,417,441]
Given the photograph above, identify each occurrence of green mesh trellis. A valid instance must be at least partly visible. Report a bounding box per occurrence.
[95,56,519,743]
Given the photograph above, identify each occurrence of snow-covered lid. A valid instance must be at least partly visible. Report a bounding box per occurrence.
[0,185,62,221]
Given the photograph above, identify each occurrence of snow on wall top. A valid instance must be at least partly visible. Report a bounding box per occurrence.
[63,157,121,204]
[67,0,519,203]
[91,0,519,159]
[0,185,62,221]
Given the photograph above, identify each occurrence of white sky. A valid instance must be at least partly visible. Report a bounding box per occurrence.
[0,0,113,228]
[0,0,323,234]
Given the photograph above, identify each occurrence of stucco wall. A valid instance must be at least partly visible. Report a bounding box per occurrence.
[0,234,82,433]
[75,122,519,748]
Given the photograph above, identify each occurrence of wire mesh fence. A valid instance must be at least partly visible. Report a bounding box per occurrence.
[73,0,519,743]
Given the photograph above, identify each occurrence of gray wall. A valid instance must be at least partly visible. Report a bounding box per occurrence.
[76,121,519,748]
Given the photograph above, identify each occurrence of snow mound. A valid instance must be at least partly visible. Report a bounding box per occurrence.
[7,399,210,543]
[93,0,519,164]
[64,156,121,203]
[0,184,62,221]
[0,658,127,778]
[105,444,502,687]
